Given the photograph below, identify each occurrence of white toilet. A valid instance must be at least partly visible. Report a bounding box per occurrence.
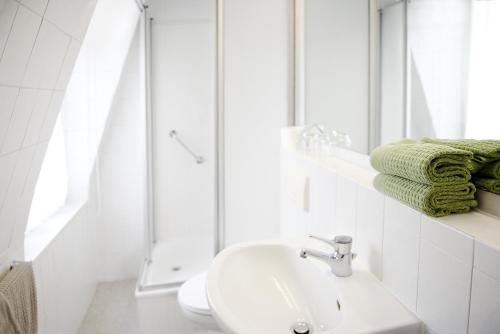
[178,272,220,331]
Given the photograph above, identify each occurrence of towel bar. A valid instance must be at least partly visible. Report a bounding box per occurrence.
[10,261,31,270]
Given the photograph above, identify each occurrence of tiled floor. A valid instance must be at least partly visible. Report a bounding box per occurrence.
[78,279,216,334]
[78,280,141,334]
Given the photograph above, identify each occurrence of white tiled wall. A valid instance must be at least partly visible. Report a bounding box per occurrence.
[334,175,358,237]
[94,21,146,282]
[0,5,42,86]
[309,164,337,236]
[22,20,70,89]
[0,0,97,264]
[0,0,111,333]
[355,184,384,279]
[468,269,500,334]
[383,197,421,311]
[31,202,98,334]
[280,146,500,334]
[224,0,290,245]
[417,217,473,334]
[468,241,500,334]
[20,0,48,16]
[61,0,140,203]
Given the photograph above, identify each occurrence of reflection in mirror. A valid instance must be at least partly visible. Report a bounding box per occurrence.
[379,0,406,145]
[379,0,500,145]
[298,0,500,155]
[296,0,371,154]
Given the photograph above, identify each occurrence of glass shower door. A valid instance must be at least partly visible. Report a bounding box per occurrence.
[141,0,217,289]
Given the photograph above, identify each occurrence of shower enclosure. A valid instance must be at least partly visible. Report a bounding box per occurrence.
[138,0,222,291]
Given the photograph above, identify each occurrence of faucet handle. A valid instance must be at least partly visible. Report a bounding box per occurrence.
[308,235,337,248]
[308,235,354,255]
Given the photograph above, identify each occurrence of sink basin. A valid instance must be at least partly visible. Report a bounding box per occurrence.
[207,239,421,334]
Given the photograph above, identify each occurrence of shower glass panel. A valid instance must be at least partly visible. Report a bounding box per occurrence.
[141,0,217,290]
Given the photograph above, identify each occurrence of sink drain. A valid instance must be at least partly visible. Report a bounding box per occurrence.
[290,322,313,334]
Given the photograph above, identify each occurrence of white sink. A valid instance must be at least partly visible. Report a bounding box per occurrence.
[206,239,421,334]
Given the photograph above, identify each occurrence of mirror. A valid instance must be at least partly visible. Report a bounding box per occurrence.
[297,0,500,154]
[296,0,372,154]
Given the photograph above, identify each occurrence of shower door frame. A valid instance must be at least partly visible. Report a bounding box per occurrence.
[138,0,225,292]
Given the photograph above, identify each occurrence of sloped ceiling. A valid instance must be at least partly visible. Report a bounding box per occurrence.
[0,0,97,266]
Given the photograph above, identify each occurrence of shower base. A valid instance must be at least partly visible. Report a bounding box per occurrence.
[138,235,214,291]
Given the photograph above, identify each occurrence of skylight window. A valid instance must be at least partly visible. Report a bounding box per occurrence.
[26,115,68,233]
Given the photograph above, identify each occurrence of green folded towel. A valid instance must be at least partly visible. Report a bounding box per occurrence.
[370,140,473,185]
[374,174,477,217]
[474,177,500,195]
[478,160,500,179]
[422,138,500,173]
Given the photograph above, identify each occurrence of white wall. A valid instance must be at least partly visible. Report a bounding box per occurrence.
[29,199,98,334]
[280,132,500,334]
[303,0,369,154]
[149,0,217,244]
[1,0,143,331]
[0,0,96,270]
[94,22,146,282]
[62,0,141,204]
[224,0,290,246]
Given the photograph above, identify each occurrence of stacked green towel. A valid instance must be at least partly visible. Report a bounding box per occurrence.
[370,139,477,217]
[374,174,477,217]
[474,177,500,195]
[370,140,473,185]
[421,138,500,196]
[422,138,500,172]
[478,160,500,179]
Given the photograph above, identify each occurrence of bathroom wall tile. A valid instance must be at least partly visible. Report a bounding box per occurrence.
[7,145,40,251]
[416,219,473,334]
[309,163,337,236]
[22,20,70,89]
[45,0,97,40]
[468,269,500,334]
[382,197,421,311]
[334,175,357,236]
[23,90,52,147]
[0,146,36,254]
[355,184,384,280]
[39,90,64,141]
[280,152,311,237]
[0,0,18,56]
[0,5,41,86]
[55,39,81,90]
[474,241,500,282]
[8,143,48,248]
[0,86,19,148]
[32,250,48,334]
[420,217,474,264]
[0,151,17,209]
[1,88,37,154]
[21,142,47,199]
[36,213,95,334]
[21,0,49,16]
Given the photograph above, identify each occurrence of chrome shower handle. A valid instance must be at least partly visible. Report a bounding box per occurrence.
[169,130,204,164]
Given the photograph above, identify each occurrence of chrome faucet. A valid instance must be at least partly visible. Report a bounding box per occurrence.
[300,235,356,277]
